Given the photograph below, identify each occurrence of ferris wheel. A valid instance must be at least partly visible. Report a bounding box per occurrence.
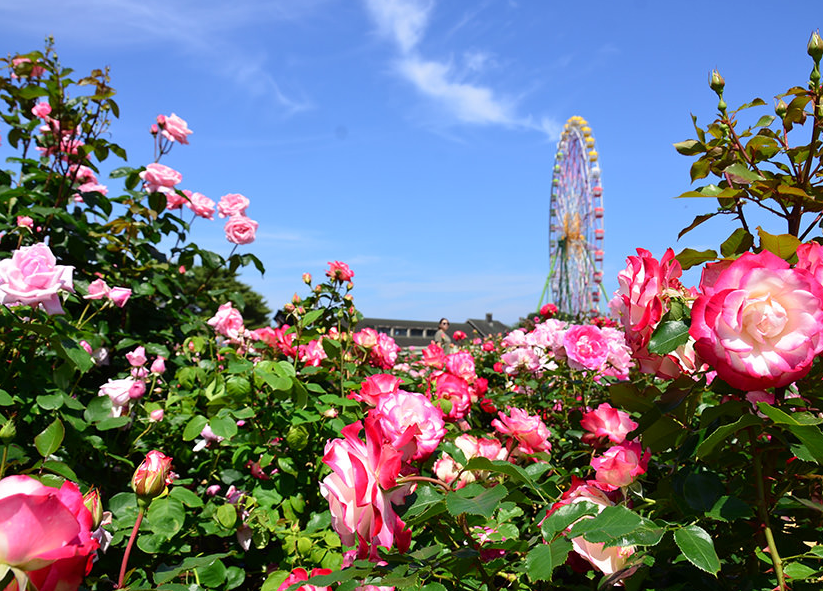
[538,115,605,316]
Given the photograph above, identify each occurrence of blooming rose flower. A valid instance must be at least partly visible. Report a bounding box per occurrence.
[369,333,400,370]
[132,450,173,499]
[433,373,472,421]
[434,452,475,489]
[108,286,132,308]
[539,302,558,318]
[373,390,446,461]
[0,243,73,315]
[452,330,467,341]
[445,351,476,382]
[125,346,147,367]
[156,113,192,144]
[278,567,333,591]
[320,419,412,561]
[690,250,823,390]
[492,407,552,455]
[207,302,245,341]
[224,214,258,245]
[0,475,98,591]
[217,193,250,218]
[183,190,215,220]
[562,325,610,371]
[83,279,110,300]
[353,327,379,348]
[139,163,182,194]
[16,216,34,228]
[299,339,328,367]
[421,342,446,369]
[580,403,637,444]
[350,374,402,406]
[590,440,650,490]
[98,377,143,417]
[796,241,823,285]
[326,261,355,282]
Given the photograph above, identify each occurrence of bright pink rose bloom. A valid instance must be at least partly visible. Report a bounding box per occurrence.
[252,325,296,358]
[690,250,823,390]
[591,440,650,490]
[108,286,132,308]
[156,113,192,144]
[452,330,467,341]
[350,374,402,406]
[562,325,610,371]
[224,214,258,245]
[320,419,412,561]
[183,190,215,220]
[373,390,446,461]
[150,356,166,374]
[278,567,333,591]
[0,243,73,315]
[433,373,472,421]
[353,327,379,348]
[445,351,476,382]
[540,302,558,318]
[0,475,98,591]
[139,163,182,194]
[326,261,355,282]
[207,302,245,341]
[217,193,250,218]
[299,339,328,367]
[492,407,552,455]
[149,409,165,422]
[580,403,638,444]
[482,340,495,352]
[796,241,823,286]
[125,345,147,367]
[369,333,400,370]
[16,215,34,228]
[422,342,446,369]
[83,279,110,300]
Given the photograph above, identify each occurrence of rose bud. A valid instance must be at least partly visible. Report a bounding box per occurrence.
[132,450,173,502]
[83,487,105,529]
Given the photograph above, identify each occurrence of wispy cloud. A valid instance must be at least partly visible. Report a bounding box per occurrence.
[362,0,559,136]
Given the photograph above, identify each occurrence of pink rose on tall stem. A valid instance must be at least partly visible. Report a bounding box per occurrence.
[156,113,192,144]
[492,407,552,455]
[108,286,132,308]
[590,440,650,490]
[0,243,73,315]
[207,302,245,341]
[84,278,110,300]
[224,214,258,245]
[0,475,98,591]
[183,190,215,220]
[139,163,182,194]
[580,403,637,444]
[217,193,250,218]
[690,250,823,390]
[132,450,173,500]
[326,261,354,282]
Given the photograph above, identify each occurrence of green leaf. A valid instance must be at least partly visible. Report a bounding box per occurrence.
[647,321,690,355]
[674,525,720,575]
[183,415,208,441]
[757,403,823,463]
[673,139,705,155]
[677,213,716,239]
[754,114,776,127]
[96,416,130,431]
[696,414,762,459]
[783,562,816,580]
[0,390,13,406]
[404,485,447,522]
[541,500,600,539]
[154,553,232,585]
[36,393,64,410]
[210,415,237,439]
[675,248,717,271]
[147,497,187,539]
[707,495,754,522]
[724,162,764,183]
[35,419,64,457]
[568,505,643,543]
[526,543,555,582]
[169,486,204,508]
[757,226,801,260]
[464,457,545,499]
[196,558,226,587]
[445,484,508,519]
[720,228,754,257]
[61,340,94,372]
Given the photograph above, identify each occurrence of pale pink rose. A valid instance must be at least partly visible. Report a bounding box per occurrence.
[434,373,472,421]
[125,346,147,367]
[183,190,215,220]
[76,182,108,197]
[16,215,34,228]
[353,327,379,348]
[108,286,132,308]
[84,279,110,300]
[562,324,610,371]
[492,407,552,455]
[373,390,446,461]
[369,333,400,370]
[165,190,188,210]
[149,409,165,422]
[224,214,258,245]
[350,374,402,406]
[150,357,166,374]
[31,102,52,119]
[326,260,354,282]
[690,250,823,390]
[433,452,475,489]
[69,164,97,184]
[320,419,412,561]
[299,339,327,367]
[131,367,149,379]
[500,347,541,375]
[796,241,823,286]
[139,163,182,194]
[581,403,638,444]
[590,440,650,490]
[11,57,46,78]
[98,378,141,416]
[205,484,221,496]
[217,193,250,218]
[207,302,245,341]
[599,326,635,381]
[277,567,333,591]
[0,243,73,315]
[156,113,192,144]
[0,475,98,591]
[445,351,476,382]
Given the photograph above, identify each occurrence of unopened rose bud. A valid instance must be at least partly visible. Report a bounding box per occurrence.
[284,303,295,312]
[809,30,823,63]
[709,69,725,94]
[297,306,305,315]
[150,123,159,135]
[132,450,173,502]
[322,408,338,418]
[149,409,165,422]
[314,285,322,293]
[79,340,93,355]
[343,294,353,302]
[83,488,104,529]
[0,418,15,444]
[775,99,788,118]
[150,356,166,375]
[346,282,353,290]
[292,293,301,304]
[302,272,312,284]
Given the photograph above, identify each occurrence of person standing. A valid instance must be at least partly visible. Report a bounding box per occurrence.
[434,318,453,354]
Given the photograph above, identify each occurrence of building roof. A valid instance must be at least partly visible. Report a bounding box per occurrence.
[358,313,509,348]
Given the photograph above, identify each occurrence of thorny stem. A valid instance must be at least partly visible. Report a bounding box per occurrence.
[116,507,145,589]
[0,445,8,480]
[753,447,786,591]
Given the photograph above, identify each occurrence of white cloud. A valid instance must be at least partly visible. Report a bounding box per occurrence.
[363,0,434,53]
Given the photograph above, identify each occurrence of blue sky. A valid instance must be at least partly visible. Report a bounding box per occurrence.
[2,1,821,325]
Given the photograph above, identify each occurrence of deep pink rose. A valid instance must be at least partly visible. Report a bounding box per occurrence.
[320,419,412,561]
[445,351,476,382]
[31,102,52,119]
[207,302,245,341]
[139,163,182,194]
[580,403,637,444]
[421,342,446,369]
[369,333,400,370]
[217,193,250,218]
[690,250,823,390]
[0,475,98,591]
[795,241,823,286]
[150,357,166,375]
[590,440,650,490]
[149,409,165,422]
[299,339,327,367]
[540,302,558,318]
[373,390,446,461]
[433,373,472,421]
[108,286,132,308]
[156,113,192,144]
[183,190,215,220]
[277,567,333,591]
[492,407,552,455]
[350,374,402,406]
[0,243,73,315]
[562,325,610,371]
[326,261,354,282]
[224,214,258,245]
[452,330,467,341]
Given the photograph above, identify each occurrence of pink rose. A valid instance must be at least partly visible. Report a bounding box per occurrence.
[30,101,51,119]
[79,340,93,355]
[320,419,412,561]
[369,333,400,370]
[277,567,333,591]
[492,407,552,455]
[139,163,182,194]
[299,339,327,367]
[11,57,45,78]
[353,327,379,348]
[0,475,98,591]
[580,403,638,444]
[156,113,192,144]
[452,330,467,341]
[125,346,147,367]
[590,440,650,490]
[16,215,34,228]
[149,409,165,422]
[84,279,110,300]
[540,302,558,318]
[98,378,142,416]
[796,241,823,285]
[224,214,258,245]
[373,390,446,461]
[183,190,215,220]
[350,374,402,406]
[207,302,245,341]
[690,250,823,390]
[132,450,173,499]
[217,193,250,218]
[326,261,354,282]
[562,325,610,371]
[421,342,446,369]
[433,373,472,421]
[0,243,74,315]
[434,453,474,489]
[108,286,132,308]
[445,351,476,382]
[150,357,166,374]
